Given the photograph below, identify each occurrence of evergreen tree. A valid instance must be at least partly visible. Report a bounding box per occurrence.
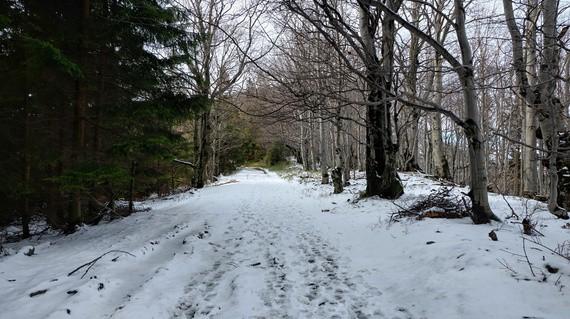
[0,0,206,235]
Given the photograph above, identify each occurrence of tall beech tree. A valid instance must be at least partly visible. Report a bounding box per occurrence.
[503,0,568,218]
[285,0,404,199]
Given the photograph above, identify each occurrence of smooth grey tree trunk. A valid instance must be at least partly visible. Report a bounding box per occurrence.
[454,0,499,223]
[522,0,539,195]
[503,0,567,218]
[309,112,317,171]
[538,0,564,216]
[430,55,451,180]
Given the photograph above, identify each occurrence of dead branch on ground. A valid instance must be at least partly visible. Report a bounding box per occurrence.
[390,187,471,223]
[68,250,135,279]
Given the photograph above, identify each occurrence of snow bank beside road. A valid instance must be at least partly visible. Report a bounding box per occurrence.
[0,169,568,319]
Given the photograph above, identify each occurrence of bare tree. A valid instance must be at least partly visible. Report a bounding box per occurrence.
[354,0,499,222]
[521,0,540,196]
[179,0,259,187]
[276,0,403,198]
[503,0,568,218]
[428,0,452,180]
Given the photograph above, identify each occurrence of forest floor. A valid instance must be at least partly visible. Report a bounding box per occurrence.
[1,168,570,319]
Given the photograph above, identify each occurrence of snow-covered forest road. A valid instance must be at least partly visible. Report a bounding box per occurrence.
[1,169,569,319]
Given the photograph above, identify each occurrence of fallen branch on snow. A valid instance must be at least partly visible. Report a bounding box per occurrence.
[525,236,570,262]
[390,187,471,223]
[211,180,239,187]
[522,237,536,277]
[68,250,135,279]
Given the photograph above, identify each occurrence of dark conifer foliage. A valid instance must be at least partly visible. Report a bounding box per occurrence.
[0,0,205,235]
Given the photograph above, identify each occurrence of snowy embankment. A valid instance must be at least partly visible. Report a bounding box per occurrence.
[1,168,569,319]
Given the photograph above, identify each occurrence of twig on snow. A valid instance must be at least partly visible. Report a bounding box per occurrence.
[501,195,520,220]
[68,250,135,279]
[492,182,520,220]
[497,258,518,274]
[525,237,570,262]
[211,180,239,187]
[522,237,536,277]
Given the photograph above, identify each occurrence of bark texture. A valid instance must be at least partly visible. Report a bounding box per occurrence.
[503,0,568,218]
[522,0,539,195]
[454,0,499,223]
[360,0,403,199]
[430,55,451,180]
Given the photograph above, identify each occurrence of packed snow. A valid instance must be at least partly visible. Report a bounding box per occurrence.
[1,168,569,319]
